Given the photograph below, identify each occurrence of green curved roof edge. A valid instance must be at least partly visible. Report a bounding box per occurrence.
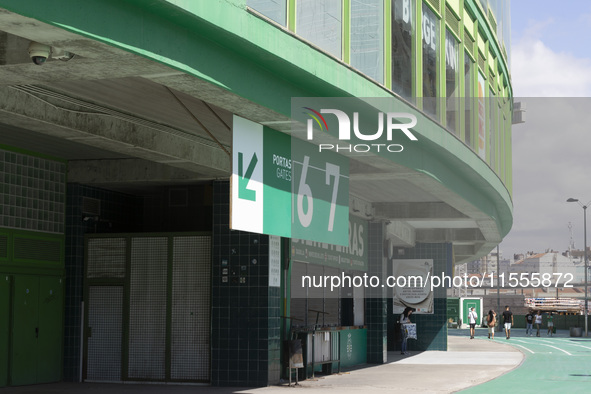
[0,0,513,237]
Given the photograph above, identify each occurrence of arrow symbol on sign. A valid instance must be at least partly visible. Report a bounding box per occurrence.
[238,152,258,201]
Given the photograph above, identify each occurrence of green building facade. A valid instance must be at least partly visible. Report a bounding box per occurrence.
[0,0,512,388]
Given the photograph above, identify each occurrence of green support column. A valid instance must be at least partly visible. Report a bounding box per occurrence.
[384,0,391,89]
[438,2,445,126]
[414,0,422,106]
[458,35,465,141]
[343,0,351,64]
[288,0,296,32]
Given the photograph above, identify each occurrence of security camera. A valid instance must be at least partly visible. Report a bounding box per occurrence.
[28,41,51,65]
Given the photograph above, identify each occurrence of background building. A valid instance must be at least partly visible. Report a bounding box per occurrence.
[0,0,512,388]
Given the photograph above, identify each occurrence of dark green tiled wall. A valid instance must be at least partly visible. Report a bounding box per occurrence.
[389,243,452,351]
[211,181,281,387]
[365,221,387,363]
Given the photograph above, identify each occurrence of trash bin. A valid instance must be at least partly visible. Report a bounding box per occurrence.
[570,327,583,337]
[286,339,303,368]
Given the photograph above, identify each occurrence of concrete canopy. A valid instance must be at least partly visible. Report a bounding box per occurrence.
[0,0,512,264]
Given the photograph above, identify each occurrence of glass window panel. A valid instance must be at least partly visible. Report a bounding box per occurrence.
[477,72,486,160]
[351,0,384,83]
[502,0,511,66]
[445,30,459,134]
[490,0,500,40]
[297,0,342,58]
[422,3,439,117]
[247,0,287,26]
[464,51,473,147]
[488,89,496,169]
[489,0,497,19]
[391,0,414,101]
[504,115,509,182]
[501,113,505,181]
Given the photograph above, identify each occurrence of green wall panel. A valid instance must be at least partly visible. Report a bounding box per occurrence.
[0,276,10,387]
[10,275,39,386]
[37,276,64,384]
[4,275,64,387]
[339,328,367,368]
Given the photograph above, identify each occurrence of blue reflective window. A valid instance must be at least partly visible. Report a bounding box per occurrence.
[422,3,439,117]
[391,0,414,101]
[445,30,459,134]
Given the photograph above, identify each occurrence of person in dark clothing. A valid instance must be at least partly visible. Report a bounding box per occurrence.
[502,305,513,339]
[487,310,497,339]
[400,307,414,355]
[525,310,534,336]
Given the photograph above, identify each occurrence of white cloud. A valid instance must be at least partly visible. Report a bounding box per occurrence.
[499,20,591,259]
[511,20,591,97]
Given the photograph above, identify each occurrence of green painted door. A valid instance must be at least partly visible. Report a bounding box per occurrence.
[37,276,63,383]
[10,275,39,386]
[0,275,10,387]
[463,299,480,326]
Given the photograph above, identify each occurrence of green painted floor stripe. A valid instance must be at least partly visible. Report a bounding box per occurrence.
[456,330,591,393]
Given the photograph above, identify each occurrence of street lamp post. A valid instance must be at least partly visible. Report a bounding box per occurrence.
[496,245,501,332]
[567,198,590,337]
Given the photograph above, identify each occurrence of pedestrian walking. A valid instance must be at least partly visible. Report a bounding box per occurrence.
[547,312,554,337]
[487,310,497,339]
[534,310,542,337]
[468,307,478,339]
[525,310,534,336]
[502,305,513,339]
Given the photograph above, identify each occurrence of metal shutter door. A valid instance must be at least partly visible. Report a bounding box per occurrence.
[171,235,211,381]
[86,286,123,382]
[128,237,168,380]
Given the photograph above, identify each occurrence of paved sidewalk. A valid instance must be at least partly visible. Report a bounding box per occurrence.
[244,335,522,393]
[1,335,522,394]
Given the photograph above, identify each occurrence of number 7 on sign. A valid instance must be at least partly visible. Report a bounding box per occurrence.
[325,163,340,232]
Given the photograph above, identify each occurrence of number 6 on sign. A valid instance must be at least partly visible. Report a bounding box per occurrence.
[297,156,313,227]
[296,155,341,232]
[325,162,340,231]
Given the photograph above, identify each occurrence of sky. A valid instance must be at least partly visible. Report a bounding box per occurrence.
[499,0,591,259]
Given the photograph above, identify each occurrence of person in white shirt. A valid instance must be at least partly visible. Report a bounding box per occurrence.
[468,307,478,339]
[534,310,543,337]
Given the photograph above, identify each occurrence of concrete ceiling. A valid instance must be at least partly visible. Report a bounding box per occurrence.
[0,9,500,263]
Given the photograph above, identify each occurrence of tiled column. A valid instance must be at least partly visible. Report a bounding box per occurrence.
[390,242,452,351]
[365,221,388,363]
[211,181,281,387]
